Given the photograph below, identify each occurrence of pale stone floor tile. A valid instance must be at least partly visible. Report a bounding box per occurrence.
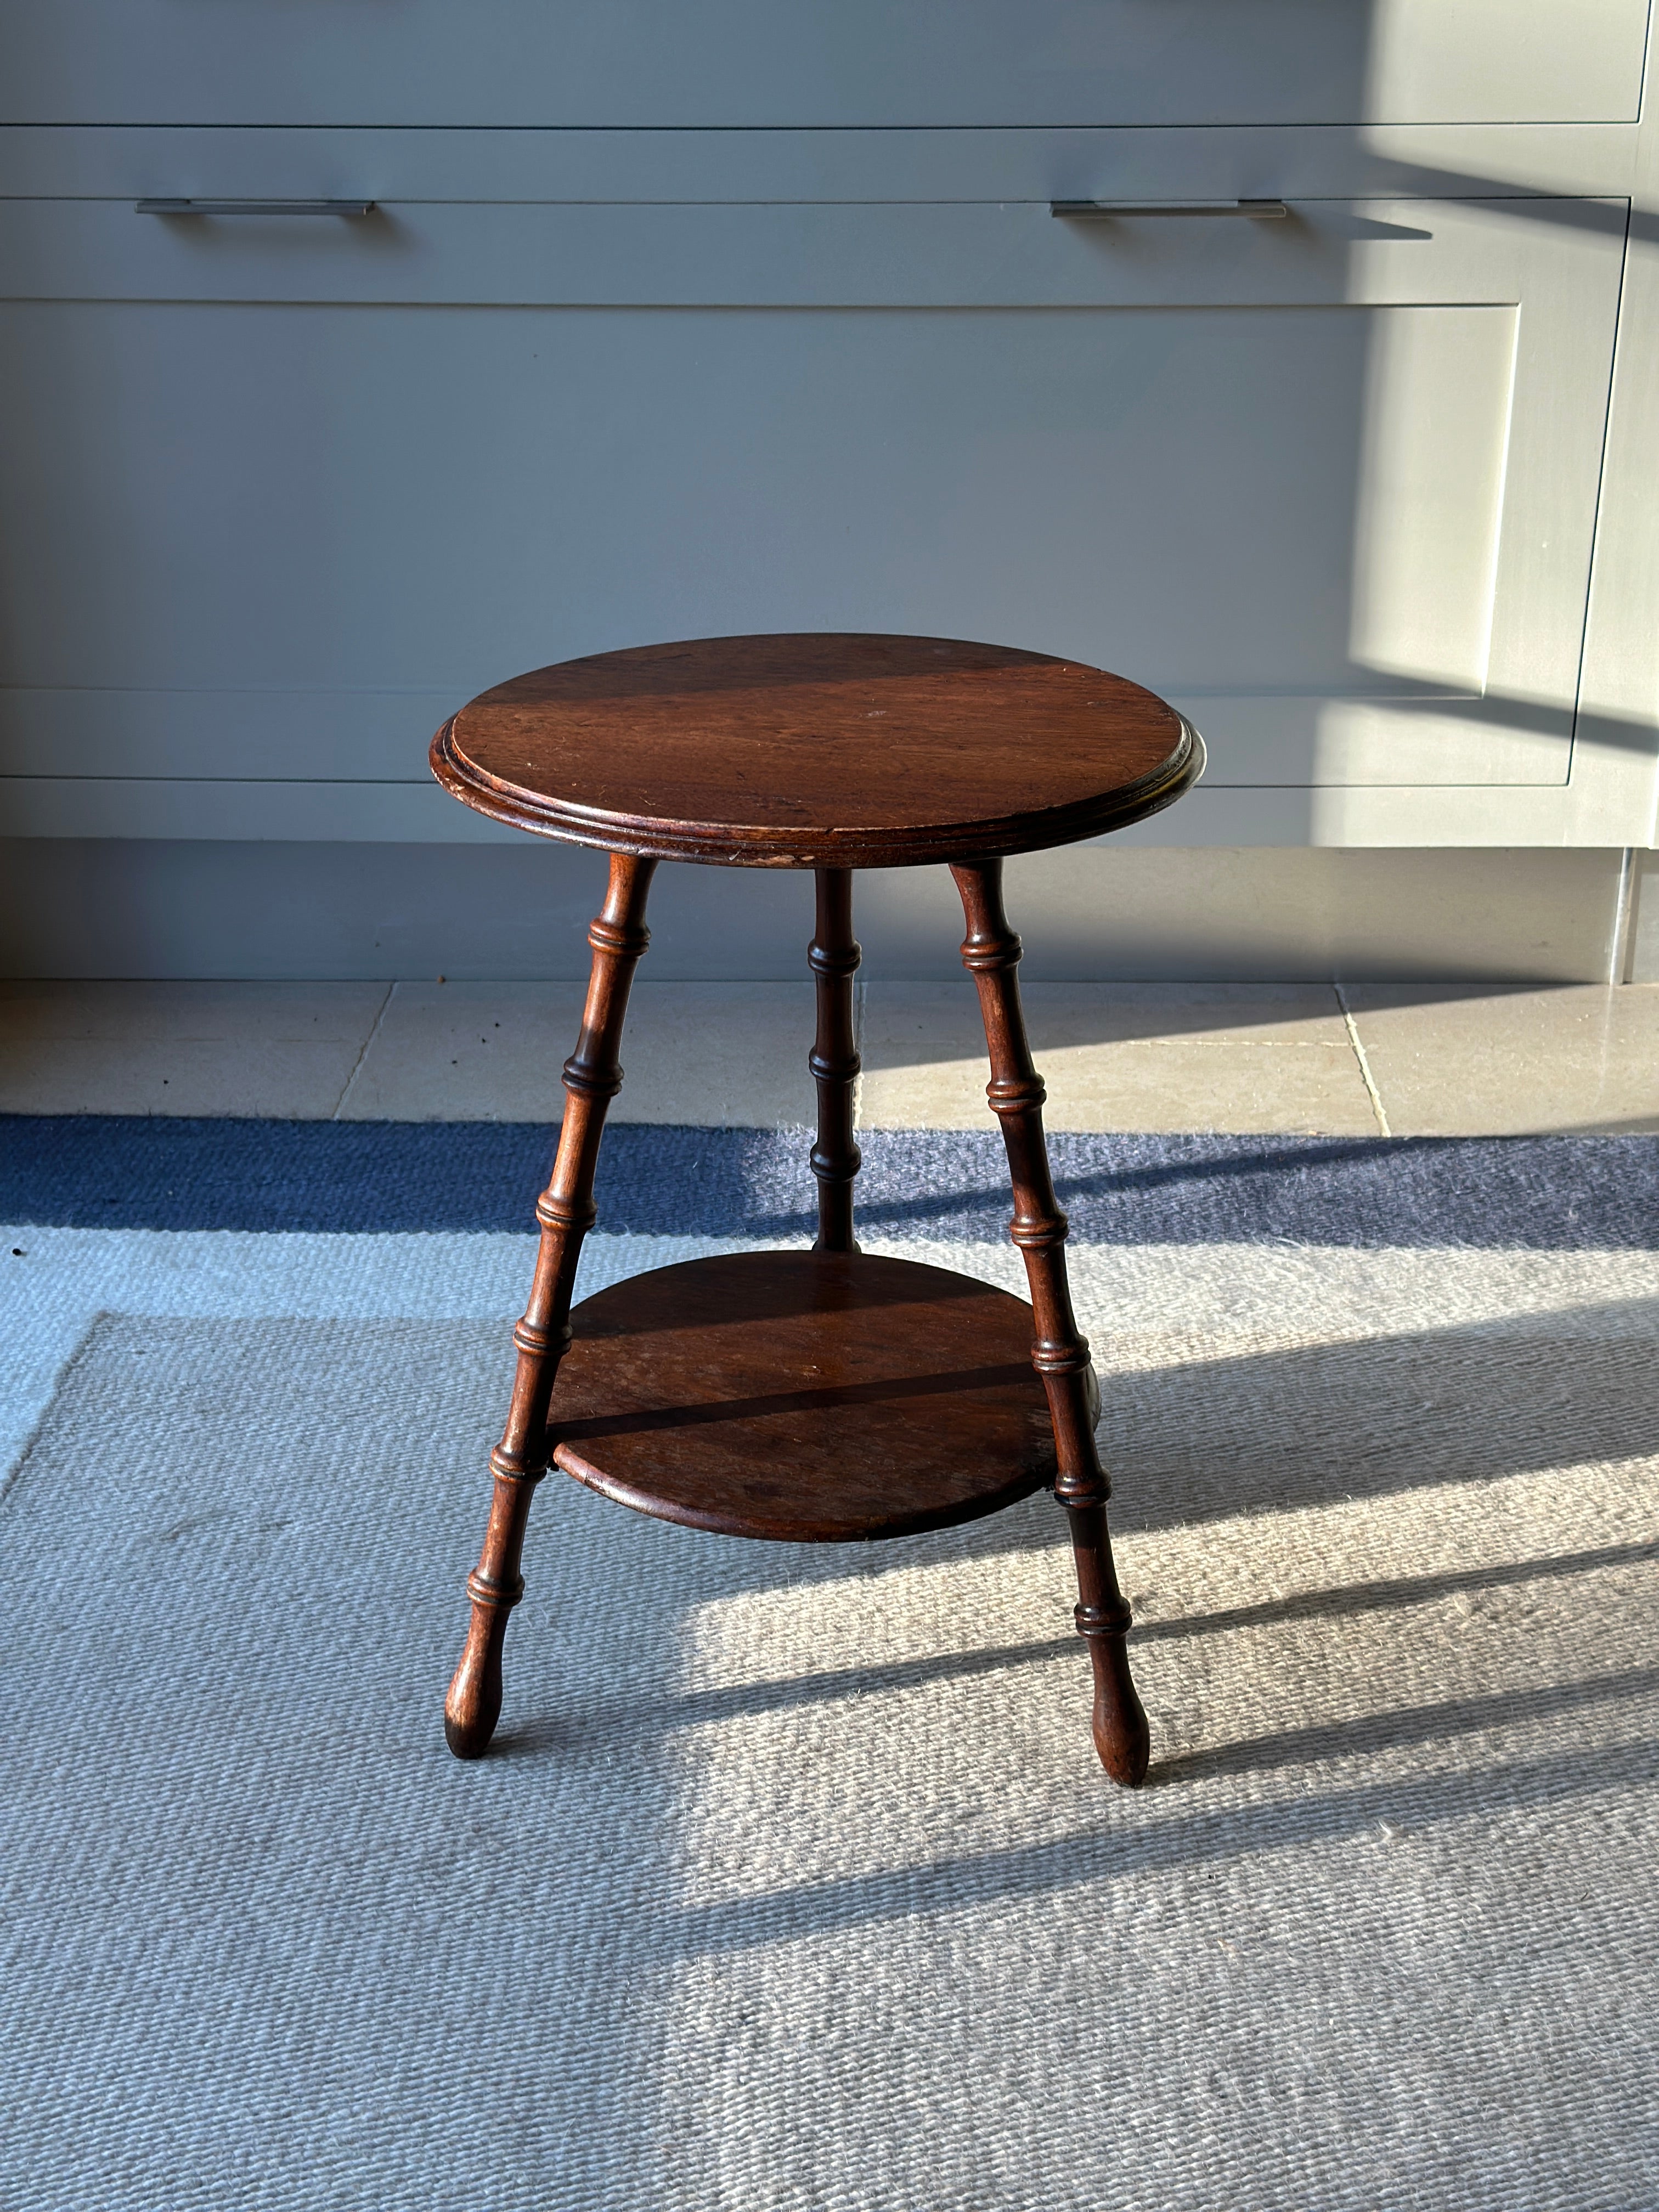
[335,980,584,1122]
[6,979,1657,1135]
[338,979,819,1125]
[621,980,819,1125]
[1344,983,1659,1135]
[858,981,1380,1134]
[0,980,388,1118]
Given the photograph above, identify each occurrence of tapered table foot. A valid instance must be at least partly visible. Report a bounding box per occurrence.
[1086,1633,1152,1785]
[444,1577,519,1757]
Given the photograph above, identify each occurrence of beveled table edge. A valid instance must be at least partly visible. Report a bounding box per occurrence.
[429,714,1204,868]
[550,1438,1052,1543]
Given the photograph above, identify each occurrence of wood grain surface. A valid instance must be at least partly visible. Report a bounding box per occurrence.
[443,851,658,1759]
[431,631,1199,867]
[951,855,1150,1784]
[548,1249,1057,1540]
[808,866,861,1253]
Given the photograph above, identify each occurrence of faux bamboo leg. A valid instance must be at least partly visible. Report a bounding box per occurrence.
[949,857,1150,1786]
[809,867,862,1254]
[444,852,657,1758]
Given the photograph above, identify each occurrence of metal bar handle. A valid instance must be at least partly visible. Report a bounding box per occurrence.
[1051,198,1288,221]
[135,198,376,217]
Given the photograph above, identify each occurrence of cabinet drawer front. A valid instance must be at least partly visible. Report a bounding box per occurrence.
[0,195,1627,310]
[0,200,1622,806]
[0,2,1648,128]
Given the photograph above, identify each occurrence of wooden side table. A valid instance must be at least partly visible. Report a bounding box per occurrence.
[430,633,1201,1785]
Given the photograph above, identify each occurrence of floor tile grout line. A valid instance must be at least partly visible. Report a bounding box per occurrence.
[1611,845,1638,985]
[331,983,395,1120]
[1333,983,1392,1138]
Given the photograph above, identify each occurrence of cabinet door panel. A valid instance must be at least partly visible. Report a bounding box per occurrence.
[0,201,1620,795]
[0,1,1647,128]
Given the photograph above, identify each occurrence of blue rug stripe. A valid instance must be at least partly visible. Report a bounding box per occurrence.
[3,1118,1657,1246]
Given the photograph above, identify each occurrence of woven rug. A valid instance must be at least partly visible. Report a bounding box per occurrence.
[2,1121,1656,2212]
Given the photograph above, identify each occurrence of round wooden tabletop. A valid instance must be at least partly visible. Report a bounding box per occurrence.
[431,632,1200,868]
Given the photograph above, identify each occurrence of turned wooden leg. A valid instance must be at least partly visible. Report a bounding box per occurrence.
[949,857,1150,1786]
[444,851,657,1758]
[809,867,862,1254]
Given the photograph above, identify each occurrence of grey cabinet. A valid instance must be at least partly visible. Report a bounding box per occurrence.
[1,7,1656,860]
[0,3,1647,126]
[0,190,1626,843]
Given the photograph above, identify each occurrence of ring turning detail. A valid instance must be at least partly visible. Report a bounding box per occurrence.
[434,633,1199,1784]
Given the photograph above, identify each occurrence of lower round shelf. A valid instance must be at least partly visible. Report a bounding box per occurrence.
[549,1249,1055,1541]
